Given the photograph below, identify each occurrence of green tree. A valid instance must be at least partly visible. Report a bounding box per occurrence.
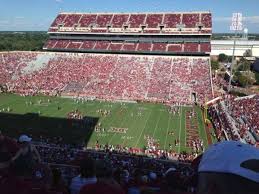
[211,60,220,70]
[255,72,259,85]
[234,71,256,87]
[218,53,228,62]
[237,59,251,71]
[0,32,48,51]
[227,56,233,63]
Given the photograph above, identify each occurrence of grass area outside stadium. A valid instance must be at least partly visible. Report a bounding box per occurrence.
[0,93,211,153]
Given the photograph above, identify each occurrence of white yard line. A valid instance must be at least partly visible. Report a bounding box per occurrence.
[184,110,187,147]
[199,108,209,147]
[90,102,114,144]
[121,107,139,145]
[152,111,162,138]
[134,111,152,148]
[163,114,171,150]
[108,106,132,144]
[178,106,182,153]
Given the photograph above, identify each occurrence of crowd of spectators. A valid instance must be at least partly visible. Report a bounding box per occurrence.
[31,131,199,165]
[1,132,259,194]
[0,132,199,194]
[211,74,229,97]
[0,52,213,105]
[209,95,259,147]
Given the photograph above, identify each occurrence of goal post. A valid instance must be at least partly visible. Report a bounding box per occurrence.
[203,97,211,125]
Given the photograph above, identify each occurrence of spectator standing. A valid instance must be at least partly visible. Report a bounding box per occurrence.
[50,168,69,194]
[70,157,97,194]
[11,134,41,175]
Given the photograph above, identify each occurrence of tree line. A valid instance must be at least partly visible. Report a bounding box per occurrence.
[0,32,48,51]
[211,52,259,87]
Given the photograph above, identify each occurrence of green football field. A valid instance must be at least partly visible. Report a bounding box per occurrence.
[0,93,210,153]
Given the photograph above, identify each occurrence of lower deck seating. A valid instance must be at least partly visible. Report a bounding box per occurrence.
[209,95,259,146]
[0,52,213,105]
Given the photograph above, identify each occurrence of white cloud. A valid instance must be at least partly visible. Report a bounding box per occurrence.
[12,16,27,25]
[15,16,25,20]
[214,15,259,24]
[0,21,9,27]
[0,20,9,24]
[213,16,231,22]
[244,16,259,24]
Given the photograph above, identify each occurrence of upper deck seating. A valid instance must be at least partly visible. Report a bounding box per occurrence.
[146,14,163,28]
[63,14,81,27]
[79,14,97,27]
[96,14,113,27]
[163,14,181,28]
[49,12,212,35]
[111,14,129,27]
[128,14,146,28]
[182,13,199,28]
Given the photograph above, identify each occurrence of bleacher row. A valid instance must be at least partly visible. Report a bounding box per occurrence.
[49,12,212,34]
[209,95,259,146]
[0,52,213,105]
[44,39,211,53]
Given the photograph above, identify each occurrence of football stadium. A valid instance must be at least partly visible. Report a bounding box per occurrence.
[1,1,259,194]
[0,12,214,153]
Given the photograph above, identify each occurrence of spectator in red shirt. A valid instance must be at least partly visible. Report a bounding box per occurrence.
[0,131,20,174]
[158,168,192,194]
[80,159,125,194]
[0,131,20,156]
[49,168,69,194]
[0,155,49,194]
[79,180,125,194]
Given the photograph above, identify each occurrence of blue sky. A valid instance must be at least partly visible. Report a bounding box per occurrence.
[0,0,258,33]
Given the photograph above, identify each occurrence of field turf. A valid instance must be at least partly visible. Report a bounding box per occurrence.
[0,93,209,153]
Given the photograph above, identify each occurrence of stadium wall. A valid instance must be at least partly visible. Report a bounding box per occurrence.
[211,40,259,57]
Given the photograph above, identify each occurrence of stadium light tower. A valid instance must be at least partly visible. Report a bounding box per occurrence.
[228,13,243,92]
[243,28,248,40]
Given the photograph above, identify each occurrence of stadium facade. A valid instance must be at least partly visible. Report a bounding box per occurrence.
[44,12,212,55]
[211,40,259,57]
